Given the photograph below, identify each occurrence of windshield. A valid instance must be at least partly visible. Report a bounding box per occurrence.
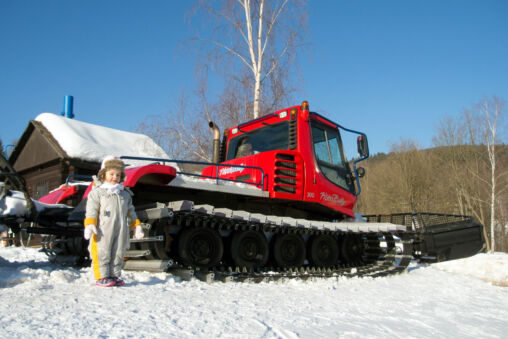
[226,122,289,160]
[311,121,353,192]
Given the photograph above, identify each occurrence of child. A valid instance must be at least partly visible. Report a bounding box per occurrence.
[83,156,144,287]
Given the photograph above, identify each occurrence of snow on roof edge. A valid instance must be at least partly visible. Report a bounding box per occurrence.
[34,113,169,164]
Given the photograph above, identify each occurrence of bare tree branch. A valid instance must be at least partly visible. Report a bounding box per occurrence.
[190,0,307,118]
[194,37,254,72]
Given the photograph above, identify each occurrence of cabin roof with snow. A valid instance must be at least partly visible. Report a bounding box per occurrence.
[8,113,168,199]
[10,113,168,172]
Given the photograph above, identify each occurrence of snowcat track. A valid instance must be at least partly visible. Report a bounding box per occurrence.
[130,200,414,282]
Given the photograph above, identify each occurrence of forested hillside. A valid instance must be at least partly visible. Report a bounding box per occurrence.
[355,144,508,252]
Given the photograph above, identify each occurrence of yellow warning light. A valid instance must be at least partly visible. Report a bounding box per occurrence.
[301,100,309,111]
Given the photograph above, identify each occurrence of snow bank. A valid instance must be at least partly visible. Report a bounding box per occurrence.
[35,113,169,164]
[0,247,507,338]
[434,252,508,286]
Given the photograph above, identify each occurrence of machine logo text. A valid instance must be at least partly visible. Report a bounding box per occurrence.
[219,165,245,176]
[320,192,345,206]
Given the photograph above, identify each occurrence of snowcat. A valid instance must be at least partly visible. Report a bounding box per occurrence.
[0,101,484,281]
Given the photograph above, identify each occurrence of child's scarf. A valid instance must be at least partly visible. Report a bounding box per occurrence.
[101,182,124,195]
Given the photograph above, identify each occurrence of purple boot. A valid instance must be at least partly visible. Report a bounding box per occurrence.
[111,277,125,286]
[96,277,116,287]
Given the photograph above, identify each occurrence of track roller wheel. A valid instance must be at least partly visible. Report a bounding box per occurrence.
[272,233,306,268]
[339,233,364,264]
[231,230,269,269]
[152,223,173,260]
[308,234,339,267]
[178,227,223,268]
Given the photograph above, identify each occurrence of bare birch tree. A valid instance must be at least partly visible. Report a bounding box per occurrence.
[138,1,307,162]
[433,113,492,248]
[478,96,506,252]
[433,96,507,252]
[191,0,306,118]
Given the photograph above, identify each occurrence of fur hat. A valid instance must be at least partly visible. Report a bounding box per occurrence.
[98,156,126,182]
[101,155,124,170]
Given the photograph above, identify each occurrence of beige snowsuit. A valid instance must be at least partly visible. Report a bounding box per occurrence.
[84,181,140,280]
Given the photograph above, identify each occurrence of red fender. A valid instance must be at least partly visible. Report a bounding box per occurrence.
[38,185,79,204]
[123,164,177,187]
[83,164,177,198]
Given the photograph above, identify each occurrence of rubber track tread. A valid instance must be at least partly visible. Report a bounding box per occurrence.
[139,201,415,282]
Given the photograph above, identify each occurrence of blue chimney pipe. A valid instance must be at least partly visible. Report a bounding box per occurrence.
[61,95,74,119]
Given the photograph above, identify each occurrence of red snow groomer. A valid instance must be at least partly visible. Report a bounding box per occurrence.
[0,101,484,281]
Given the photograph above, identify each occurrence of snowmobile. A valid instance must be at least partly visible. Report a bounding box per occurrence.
[0,101,484,282]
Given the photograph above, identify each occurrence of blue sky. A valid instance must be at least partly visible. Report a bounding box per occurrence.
[1,0,507,156]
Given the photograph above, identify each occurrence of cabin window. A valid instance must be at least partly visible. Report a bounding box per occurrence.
[226,122,289,160]
[34,180,49,199]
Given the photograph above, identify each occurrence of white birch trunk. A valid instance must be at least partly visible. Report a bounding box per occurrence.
[253,71,262,118]
[243,0,264,118]
[484,99,499,253]
[205,0,290,119]
[490,151,496,252]
[253,0,264,118]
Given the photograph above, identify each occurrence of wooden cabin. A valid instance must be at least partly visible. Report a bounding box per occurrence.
[8,113,168,200]
[8,120,99,199]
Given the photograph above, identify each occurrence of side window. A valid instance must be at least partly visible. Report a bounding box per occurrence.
[327,135,344,169]
[312,127,329,162]
[311,122,351,192]
[312,125,345,169]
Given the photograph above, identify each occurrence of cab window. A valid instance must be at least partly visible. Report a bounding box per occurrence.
[226,122,289,160]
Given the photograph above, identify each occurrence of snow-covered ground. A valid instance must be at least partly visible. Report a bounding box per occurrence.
[0,246,506,338]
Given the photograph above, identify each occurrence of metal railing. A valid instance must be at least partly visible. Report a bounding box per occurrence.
[363,212,476,230]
